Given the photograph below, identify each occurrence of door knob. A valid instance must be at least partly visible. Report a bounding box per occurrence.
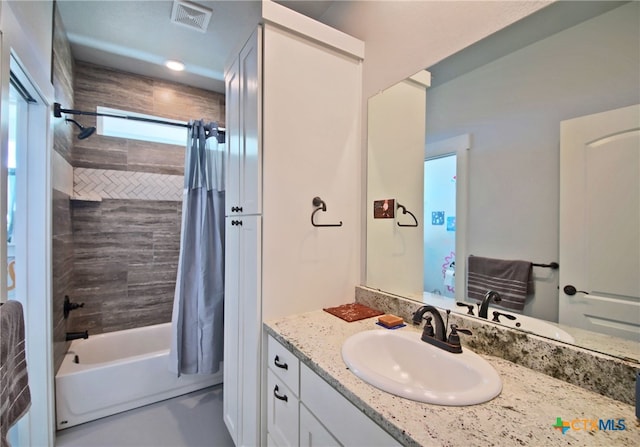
[563,285,589,296]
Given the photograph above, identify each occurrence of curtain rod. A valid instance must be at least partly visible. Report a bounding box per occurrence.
[53,103,225,133]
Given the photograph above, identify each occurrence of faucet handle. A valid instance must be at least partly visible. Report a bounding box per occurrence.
[456,302,475,315]
[421,316,435,337]
[447,324,472,346]
[492,311,517,323]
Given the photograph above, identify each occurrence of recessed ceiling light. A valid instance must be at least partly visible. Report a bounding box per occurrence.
[165,60,185,71]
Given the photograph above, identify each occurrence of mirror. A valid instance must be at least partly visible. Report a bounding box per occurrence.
[365,1,639,363]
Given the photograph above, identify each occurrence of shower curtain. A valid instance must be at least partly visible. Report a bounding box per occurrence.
[169,120,225,375]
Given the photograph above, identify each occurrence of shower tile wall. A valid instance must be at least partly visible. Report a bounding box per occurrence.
[52,5,75,373]
[52,6,74,165]
[52,190,74,372]
[63,62,225,335]
[70,199,182,334]
[73,61,224,174]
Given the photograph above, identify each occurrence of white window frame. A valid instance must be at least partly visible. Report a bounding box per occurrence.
[96,106,188,145]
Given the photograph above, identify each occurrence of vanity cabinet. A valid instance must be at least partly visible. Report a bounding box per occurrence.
[299,404,339,447]
[266,335,300,446]
[266,335,400,447]
[223,2,364,445]
[267,370,299,446]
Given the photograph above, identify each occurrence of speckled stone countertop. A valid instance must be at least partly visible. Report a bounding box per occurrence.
[264,310,639,447]
[355,286,639,406]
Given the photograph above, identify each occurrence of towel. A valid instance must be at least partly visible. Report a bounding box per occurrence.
[467,256,534,311]
[1,301,31,447]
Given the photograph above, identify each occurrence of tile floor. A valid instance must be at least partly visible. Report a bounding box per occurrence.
[55,385,234,447]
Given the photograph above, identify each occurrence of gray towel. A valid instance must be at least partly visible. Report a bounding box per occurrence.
[467,256,534,311]
[1,301,31,447]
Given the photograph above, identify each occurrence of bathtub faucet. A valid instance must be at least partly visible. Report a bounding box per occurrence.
[66,331,89,341]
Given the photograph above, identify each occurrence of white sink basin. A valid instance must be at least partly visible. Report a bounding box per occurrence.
[502,313,576,343]
[342,330,502,406]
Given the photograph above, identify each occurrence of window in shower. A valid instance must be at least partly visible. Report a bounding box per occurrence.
[96,106,188,145]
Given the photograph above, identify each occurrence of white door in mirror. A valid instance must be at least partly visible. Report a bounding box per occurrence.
[559,104,640,341]
[342,329,502,406]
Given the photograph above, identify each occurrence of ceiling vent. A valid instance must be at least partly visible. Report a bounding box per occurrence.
[170,0,212,33]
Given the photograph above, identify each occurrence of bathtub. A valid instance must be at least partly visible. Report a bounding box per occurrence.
[55,322,222,430]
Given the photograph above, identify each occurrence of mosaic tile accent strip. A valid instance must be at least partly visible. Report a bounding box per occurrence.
[73,167,183,201]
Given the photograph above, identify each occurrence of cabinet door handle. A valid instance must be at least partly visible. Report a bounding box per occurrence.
[273,355,288,370]
[231,206,243,212]
[231,220,243,226]
[273,385,288,402]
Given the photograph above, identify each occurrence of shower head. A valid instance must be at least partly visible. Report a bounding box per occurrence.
[65,118,96,140]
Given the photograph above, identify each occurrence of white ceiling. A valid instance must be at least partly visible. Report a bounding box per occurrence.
[56,0,335,93]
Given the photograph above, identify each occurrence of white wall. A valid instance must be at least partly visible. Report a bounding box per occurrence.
[320,0,552,98]
[260,23,364,319]
[2,0,53,96]
[1,1,55,446]
[319,0,553,287]
[425,2,640,321]
[366,78,426,300]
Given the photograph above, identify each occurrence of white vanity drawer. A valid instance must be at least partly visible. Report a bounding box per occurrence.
[267,335,300,394]
[299,403,340,447]
[300,363,400,447]
[267,369,299,447]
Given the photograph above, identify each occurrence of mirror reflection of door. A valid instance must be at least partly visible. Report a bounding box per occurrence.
[424,154,456,298]
[559,104,640,342]
[7,74,31,301]
[424,134,470,306]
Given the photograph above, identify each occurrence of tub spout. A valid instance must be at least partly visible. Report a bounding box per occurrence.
[66,331,89,341]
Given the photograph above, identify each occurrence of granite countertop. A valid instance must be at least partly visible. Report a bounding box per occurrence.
[264,310,639,447]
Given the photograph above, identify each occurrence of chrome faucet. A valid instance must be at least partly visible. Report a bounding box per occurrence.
[412,305,471,354]
[478,290,501,319]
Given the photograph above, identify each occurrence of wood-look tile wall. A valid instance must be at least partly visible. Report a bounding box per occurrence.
[68,200,182,334]
[52,190,73,373]
[52,6,75,373]
[52,7,74,165]
[65,61,225,335]
[73,61,225,175]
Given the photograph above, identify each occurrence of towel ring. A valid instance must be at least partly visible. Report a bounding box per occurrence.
[396,203,419,227]
[311,197,343,227]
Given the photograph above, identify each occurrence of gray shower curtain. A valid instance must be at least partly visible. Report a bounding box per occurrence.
[169,120,225,375]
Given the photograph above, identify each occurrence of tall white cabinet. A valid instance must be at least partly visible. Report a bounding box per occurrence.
[223,2,364,446]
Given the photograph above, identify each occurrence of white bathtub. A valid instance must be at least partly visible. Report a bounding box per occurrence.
[55,322,222,430]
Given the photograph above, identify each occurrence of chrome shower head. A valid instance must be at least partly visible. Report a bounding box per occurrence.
[65,118,96,140]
